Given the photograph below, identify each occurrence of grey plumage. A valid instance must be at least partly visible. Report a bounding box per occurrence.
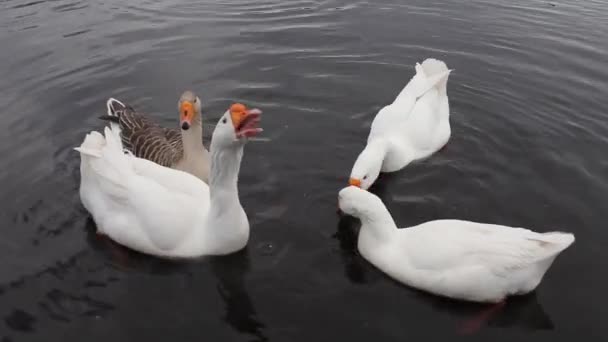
[100,98,183,167]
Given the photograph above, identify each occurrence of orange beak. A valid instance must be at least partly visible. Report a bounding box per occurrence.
[349,178,361,187]
[230,103,247,128]
[230,103,263,138]
[180,101,194,127]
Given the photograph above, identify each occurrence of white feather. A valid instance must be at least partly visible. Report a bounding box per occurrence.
[350,58,452,190]
[338,186,575,303]
[74,107,252,258]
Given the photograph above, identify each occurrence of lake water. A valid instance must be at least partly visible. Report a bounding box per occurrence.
[1,0,607,340]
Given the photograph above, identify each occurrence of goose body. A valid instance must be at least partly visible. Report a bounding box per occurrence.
[77,104,262,258]
[338,186,575,303]
[349,58,452,189]
[100,91,210,183]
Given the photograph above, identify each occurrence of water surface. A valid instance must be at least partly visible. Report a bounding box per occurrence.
[1,0,607,340]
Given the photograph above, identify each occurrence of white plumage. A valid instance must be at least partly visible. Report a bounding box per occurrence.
[350,58,452,189]
[75,104,262,258]
[338,186,575,303]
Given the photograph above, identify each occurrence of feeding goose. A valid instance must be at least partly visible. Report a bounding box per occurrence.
[337,186,575,303]
[100,90,210,183]
[349,58,452,190]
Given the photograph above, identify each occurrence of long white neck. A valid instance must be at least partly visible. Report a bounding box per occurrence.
[203,142,247,254]
[353,139,388,184]
[356,202,400,273]
[181,118,205,158]
[358,198,397,244]
[365,138,388,160]
[209,144,242,195]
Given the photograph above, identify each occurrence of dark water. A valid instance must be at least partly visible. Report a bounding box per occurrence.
[1,0,607,340]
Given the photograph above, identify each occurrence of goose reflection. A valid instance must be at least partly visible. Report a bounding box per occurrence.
[334,214,368,284]
[485,293,553,331]
[86,216,267,340]
[421,290,554,333]
[209,249,267,342]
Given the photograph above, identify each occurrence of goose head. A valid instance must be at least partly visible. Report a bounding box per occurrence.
[348,143,385,190]
[211,103,262,148]
[338,186,384,219]
[178,90,202,131]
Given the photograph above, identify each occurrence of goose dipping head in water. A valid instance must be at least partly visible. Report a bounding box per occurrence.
[349,58,452,190]
[338,186,574,303]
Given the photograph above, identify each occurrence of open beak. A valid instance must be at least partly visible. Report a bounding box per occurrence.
[230,103,263,138]
[349,178,361,188]
[180,101,194,130]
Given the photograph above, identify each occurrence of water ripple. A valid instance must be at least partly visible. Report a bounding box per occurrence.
[1,0,608,339]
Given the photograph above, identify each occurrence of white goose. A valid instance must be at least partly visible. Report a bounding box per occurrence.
[349,58,452,190]
[338,186,575,303]
[76,103,262,258]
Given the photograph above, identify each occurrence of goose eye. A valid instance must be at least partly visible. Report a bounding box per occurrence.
[363,175,368,180]
[222,117,227,124]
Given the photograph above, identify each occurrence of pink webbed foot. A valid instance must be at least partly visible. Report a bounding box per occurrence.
[457,299,506,335]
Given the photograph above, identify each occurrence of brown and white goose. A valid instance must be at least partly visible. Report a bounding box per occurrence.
[75,103,263,258]
[99,91,210,183]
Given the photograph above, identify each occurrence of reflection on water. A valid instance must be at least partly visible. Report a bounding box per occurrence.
[489,295,553,330]
[0,248,118,339]
[425,289,554,333]
[4,309,36,332]
[85,217,268,341]
[333,215,366,284]
[210,251,267,342]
